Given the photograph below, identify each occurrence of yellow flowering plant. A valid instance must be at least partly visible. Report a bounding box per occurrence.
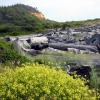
[0,63,99,100]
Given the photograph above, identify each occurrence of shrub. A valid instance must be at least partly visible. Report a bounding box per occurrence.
[0,39,29,65]
[90,65,100,92]
[34,58,46,64]
[0,39,10,50]
[0,63,98,100]
[1,49,29,65]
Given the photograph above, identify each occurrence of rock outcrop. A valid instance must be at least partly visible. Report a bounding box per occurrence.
[31,12,45,19]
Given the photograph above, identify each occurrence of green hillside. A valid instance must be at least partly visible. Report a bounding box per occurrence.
[0,4,59,36]
[0,4,43,25]
[0,4,100,36]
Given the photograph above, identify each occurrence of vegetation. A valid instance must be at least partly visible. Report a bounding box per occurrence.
[0,39,29,65]
[0,4,61,36]
[0,39,100,99]
[0,63,99,100]
[0,3,100,100]
[62,18,100,28]
[0,4,100,36]
[32,51,100,91]
[39,51,97,66]
[90,65,100,91]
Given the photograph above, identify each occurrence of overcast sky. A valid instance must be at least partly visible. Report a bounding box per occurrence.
[0,0,100,22]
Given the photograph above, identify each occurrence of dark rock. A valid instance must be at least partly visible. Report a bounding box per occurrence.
[31,43,48,50]
[28,50,41,56]
[85,33,100,46]
[96,44,100,54]
[26,39,31,43]
[69,65,92,80]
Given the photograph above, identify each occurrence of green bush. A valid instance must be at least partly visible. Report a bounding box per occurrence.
[1,49,29,65]
[0,39,29,65]
[9,32,20,36]
[34,58,46,64]
[90,66,100,92]
[0,39,10,50]
[0,63,98,100]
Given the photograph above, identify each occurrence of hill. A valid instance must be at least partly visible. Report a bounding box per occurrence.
[12,4,45,19]
[0,4,59,36]
[1,4,100,36]
[0,4,45,25]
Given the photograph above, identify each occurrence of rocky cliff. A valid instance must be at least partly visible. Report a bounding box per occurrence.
[31,12,45,19]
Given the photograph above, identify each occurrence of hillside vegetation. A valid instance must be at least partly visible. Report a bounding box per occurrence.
[0,4,100,36]
[0,4,60,36]
[63,18,100,28]
[0,39,29,66]
[0,4,43,25]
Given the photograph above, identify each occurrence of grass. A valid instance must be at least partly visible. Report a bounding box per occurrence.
[15,46,100,68]
[33,51,100,92]
[41,50,99,65]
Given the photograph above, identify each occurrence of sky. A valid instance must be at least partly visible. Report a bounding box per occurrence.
[0,0,100,22]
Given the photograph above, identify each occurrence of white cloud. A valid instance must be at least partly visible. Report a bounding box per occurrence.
[0,0,100,22]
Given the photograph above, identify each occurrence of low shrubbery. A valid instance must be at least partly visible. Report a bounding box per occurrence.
[0,39,30,65]
[0,63,99,100]
[1,49,29,65]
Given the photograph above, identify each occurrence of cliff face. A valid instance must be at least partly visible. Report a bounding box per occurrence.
[31,12,45,19]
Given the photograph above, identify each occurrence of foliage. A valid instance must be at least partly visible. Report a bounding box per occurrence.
[41,50,94,66]
[62,18,100,28]
[34,58,46,64]
[0,63,98,100]
[90,65,100,92]
[0,39,29,65]
[13,4,40,13]
[0,4,100,36]
[0,4,41,25]
[1,49,29,65]
[0,39,10,50]
[0,4,60,36]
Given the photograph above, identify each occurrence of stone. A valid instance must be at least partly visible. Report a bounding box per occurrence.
[31,43,48,50]
[69,65,92,80]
